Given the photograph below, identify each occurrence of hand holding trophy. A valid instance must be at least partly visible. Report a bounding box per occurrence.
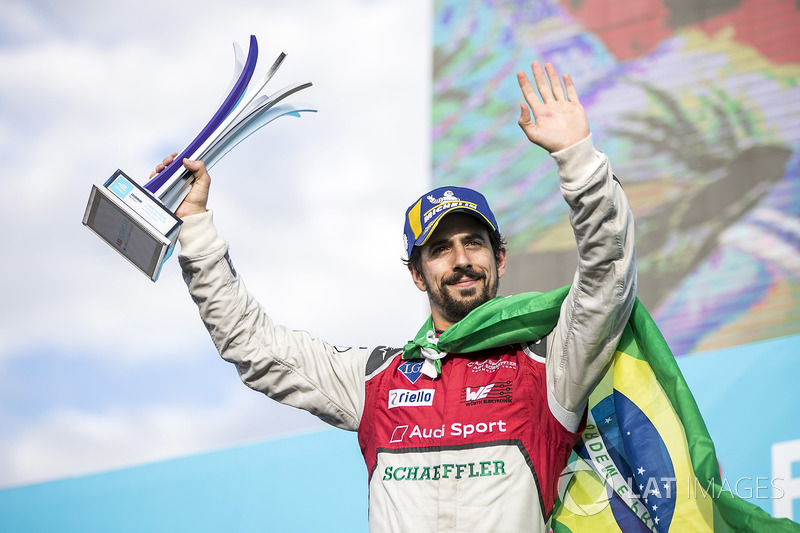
[82,35,315,281]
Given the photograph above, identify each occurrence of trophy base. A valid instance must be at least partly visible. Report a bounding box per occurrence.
[83,170,182,282]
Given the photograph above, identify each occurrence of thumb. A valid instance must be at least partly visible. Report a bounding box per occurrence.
[183,158,210,185]
[518,103,532,126]
[517,104,539,145]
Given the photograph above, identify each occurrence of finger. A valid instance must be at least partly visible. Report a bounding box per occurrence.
[563,73,580,103]
[152,151,179,177]
[531,61,554,104]
[517,69,540,111]
[545,63,565,101]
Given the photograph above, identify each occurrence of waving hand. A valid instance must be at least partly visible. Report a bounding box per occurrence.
[517,61,590,153]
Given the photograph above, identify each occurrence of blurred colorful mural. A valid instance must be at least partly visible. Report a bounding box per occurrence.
[432,0,800,356]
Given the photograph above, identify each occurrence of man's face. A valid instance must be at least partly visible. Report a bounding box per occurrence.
[410,213,506,330]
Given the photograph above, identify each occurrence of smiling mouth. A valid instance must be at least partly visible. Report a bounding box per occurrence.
[445,271,484,287]
[442,266,487,290]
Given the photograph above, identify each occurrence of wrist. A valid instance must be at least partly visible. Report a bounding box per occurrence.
[176,204,208,219]
[551,134,600,189]
[177,210,221,256]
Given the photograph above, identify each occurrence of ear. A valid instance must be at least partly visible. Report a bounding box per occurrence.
[409,264,428,292]
[496,246,508,279]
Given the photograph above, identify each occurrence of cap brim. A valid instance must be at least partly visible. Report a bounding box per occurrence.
[414,206,497,248]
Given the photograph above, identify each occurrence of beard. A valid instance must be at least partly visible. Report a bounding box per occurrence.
[426,265,499,324]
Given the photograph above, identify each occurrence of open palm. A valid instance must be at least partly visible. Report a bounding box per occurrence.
[517,61,590,153]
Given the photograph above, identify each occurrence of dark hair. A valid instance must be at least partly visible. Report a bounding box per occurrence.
[403,229,506,273]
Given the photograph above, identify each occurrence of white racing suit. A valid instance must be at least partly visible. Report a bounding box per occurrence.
[177,135,636,532]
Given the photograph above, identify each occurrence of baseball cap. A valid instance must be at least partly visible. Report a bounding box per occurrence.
[403,185,499,259]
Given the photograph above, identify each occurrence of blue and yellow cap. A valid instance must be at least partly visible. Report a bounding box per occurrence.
[403,186,499,259]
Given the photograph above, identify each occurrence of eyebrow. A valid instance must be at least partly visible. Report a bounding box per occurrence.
[426,232,487,249]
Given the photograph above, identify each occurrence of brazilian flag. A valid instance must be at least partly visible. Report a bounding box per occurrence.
[552,299,799,532]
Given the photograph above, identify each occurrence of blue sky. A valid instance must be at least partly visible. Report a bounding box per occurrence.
[0,0,432,488]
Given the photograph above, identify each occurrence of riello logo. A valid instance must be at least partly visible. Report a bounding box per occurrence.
[388,389,435,409]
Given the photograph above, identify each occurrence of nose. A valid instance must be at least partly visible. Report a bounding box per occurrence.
[452,243,471,269]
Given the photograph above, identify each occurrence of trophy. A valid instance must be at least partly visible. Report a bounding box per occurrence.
[82,35,315,281]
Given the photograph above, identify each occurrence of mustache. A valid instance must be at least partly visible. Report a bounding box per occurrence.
[443,267,486,286]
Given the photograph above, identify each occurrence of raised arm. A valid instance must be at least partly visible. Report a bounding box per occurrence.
[517,62,637,432]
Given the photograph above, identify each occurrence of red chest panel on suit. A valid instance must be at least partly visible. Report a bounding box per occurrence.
[358,345,581,520]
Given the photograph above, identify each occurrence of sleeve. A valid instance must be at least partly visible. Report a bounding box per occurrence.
[544,134,637,433]
[177,210,369,431]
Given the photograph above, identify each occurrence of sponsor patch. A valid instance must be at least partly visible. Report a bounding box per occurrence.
[423,199,479,224]
[390,425,409,443]
[461,381,513,406]
[389,420,507,443]
[427,190,461,204]
[382,461,507,481]
[397,360,424,384]
[388,388,435,409]
[467,359,518,373]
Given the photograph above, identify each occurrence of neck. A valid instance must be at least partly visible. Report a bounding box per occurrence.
[430,310,456,332]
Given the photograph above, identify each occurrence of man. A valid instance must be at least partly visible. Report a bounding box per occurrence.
[157,61,636,532]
